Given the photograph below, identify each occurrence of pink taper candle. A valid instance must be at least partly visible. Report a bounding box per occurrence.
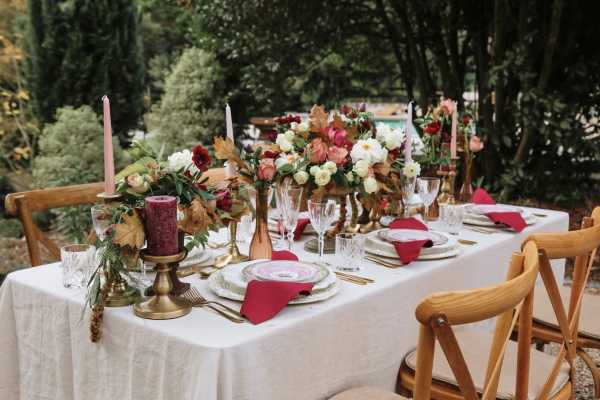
[225,103,237,178]
[404,102,413,163]
[450,101,458,159]
[102,95,115,195]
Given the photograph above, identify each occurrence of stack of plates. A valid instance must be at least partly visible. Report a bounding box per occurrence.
[208,260,341,304]
[365,229,459,260]
[463,204,537,228]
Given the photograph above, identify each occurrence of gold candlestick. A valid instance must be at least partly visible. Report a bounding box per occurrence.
[436,158,458,205]
[96,192,139,307]
[226,221,249,263]
[134,250,191,320]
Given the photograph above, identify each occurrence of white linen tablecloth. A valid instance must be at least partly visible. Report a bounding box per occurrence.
[0,207,568,400]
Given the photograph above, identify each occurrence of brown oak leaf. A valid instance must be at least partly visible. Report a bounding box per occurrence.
[113,211,145,249]
[331,113,345,130]
[309,105,328,133]
[214,137,248,170]
[178,198,211,235]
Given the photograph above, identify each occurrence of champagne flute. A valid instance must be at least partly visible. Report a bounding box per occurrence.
[416,177,441,226]
[275,185,304,252]
[307,199,337,262]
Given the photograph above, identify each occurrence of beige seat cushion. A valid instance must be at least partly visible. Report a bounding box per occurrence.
[329,386,404,400]
[404,330,570,400]
[533,285,600,340]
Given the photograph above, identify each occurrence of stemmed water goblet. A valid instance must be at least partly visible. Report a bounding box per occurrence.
[401,176,417,218]
[307,199,337,262]
[416,177,441,226]
[275,185,304,252]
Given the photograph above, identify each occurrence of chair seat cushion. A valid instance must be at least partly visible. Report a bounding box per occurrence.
[329,386,404,400]
[404,329,570,400]
[533,285,600,340]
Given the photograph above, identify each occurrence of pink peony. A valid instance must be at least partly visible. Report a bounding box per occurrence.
[326,127,348,147]
[307,138,328,163]
[327,146,348,165]
[440,99,456,116]
[257,158,276,181]
[469,136,484,152]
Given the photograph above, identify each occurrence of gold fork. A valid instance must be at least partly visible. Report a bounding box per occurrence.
[182,288,245,323]
[366,255,404,268]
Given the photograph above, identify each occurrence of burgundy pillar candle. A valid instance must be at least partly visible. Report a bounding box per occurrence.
[144,196,179,256]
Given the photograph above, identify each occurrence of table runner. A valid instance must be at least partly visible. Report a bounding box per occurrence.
[0,207,568,400]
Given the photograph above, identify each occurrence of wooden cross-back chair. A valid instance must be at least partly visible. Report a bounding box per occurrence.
[520,206,600,397]
[4,167,227,267]
[331,241,573,400]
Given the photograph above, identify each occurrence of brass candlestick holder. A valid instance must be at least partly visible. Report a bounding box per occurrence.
[134,250,191,320]
[222,221,249,264]
[345,193,361,234]
[436,158,458,205]
[97,192,140,307]
[359,207,383,233]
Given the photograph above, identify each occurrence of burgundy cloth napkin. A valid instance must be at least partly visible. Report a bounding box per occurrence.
[472,188,496,205]
[241,250,311,324]
[278,218,311,240]
[271,250,299,261]
[472,188,526,232]
[388,218,432,265]
[241,280,313,324]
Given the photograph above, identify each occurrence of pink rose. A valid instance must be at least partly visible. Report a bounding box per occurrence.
[326,127,348,147]
[257,158,276,181]
[307,138,328,163]
[469,136,484,152]
[440,99,456,116]
[327,146,348,165]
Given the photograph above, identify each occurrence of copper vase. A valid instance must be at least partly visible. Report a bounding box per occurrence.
[249,186,273,260]
[458,159,474,203]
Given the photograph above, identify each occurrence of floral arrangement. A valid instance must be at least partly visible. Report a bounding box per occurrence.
[414,99,474,171]
[87,141,247,341]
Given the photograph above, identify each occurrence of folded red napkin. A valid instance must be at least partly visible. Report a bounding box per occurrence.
[472,189,527,232]
[241,280,313,324]
[278,218,311,240]
[472,188,496,205]
[271,250,299,261]
[485,212,527,233]
[389,217,428,231]
[388,218,432,264]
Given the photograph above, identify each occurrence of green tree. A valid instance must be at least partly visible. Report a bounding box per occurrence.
[24,0,145,142]
[145,47,225,154]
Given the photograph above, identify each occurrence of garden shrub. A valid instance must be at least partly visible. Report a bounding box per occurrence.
[145,47,225,154]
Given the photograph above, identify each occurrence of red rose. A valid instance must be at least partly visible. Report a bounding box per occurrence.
[192,145,211,172]
[262,150,280,159]
[462,114,472,125]
[265,130,277,142]
[424,120,441,135]
[215,189,233,212]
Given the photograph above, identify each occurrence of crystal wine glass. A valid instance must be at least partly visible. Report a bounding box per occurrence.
[401,176,417,218]
[275,185,304,252]
[416,177,441,226]
[307,199,337,262]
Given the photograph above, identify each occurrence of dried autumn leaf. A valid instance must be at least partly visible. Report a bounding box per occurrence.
[178,198,211,235]
[345,125,358,142]
[309,105,328,133]
[331,113,344,130]
[311,186,327,201]
[113,211,145,249]
[373,160,391,177]
[214,137,249,171]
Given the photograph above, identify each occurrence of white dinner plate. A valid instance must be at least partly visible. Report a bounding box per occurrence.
[242,260,329,283]
[365,229,459,261]
[377,229,448,246]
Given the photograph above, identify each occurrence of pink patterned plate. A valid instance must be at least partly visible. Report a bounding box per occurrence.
[242,260,329,283]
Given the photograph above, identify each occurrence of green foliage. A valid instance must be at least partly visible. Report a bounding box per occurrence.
[145,47,225,154]
[24,0,145,142]
[0,217,22,238]
[33,106,128,241]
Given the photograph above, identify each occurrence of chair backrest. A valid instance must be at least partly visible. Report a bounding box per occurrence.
[4,168,228,267]
[411,241,540,400]
[4,182,104,266]
[521,206,600,398]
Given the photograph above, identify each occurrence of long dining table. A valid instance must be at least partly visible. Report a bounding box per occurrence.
[0,206,568,400]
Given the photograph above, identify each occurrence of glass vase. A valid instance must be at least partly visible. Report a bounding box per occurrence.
[249,186,273,260]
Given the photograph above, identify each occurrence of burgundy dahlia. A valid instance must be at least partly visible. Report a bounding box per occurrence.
[192,145,211,172]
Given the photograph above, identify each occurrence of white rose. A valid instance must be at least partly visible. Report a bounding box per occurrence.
[323,161,337,174]
[363,176,378,193]
[275,156,290,170]
[345,171,354,183]
[353,159,369,178]
[167,149,194,172]
[293,170,309,185]
[384,129,404,150]
[290,122,298,130]
[309,165,321,176]
[402,161,421,178]
[276,134,293,152]
[297,121,310,132]
[379,148,388,163]
[284,130,295,141]
[314,169,331,187]
[375,123,392,143]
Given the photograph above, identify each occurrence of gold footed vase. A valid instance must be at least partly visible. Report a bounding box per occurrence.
[134,250,191,320]
[249,187,272,260]
[345,193,361,233]
[360,207,383,233]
